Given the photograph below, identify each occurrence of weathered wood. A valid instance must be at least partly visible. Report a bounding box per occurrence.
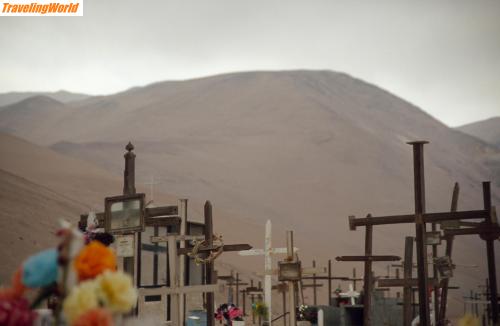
[409,141,431,326]
[179,199,187,326]
[145,216,180,227]
[301,276,349,280]
[139,284,218,295]
[403,237,414,326]
[177,244,252,255]
[79,209,179,229]
[349,210,488,230]
[168,236,180,325]
[151,234,206,243]
[443,225,500,238]
[204,201,215,326]
[328,260,332,306]
[483,182,499,325]
[286,231,297,326]
[312,260,317,305]
[438,182,459,326]
[378,278,439,287]
[335,255,400,262]
[364,218,373,326]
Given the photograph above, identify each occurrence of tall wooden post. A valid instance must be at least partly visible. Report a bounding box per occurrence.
[236,273,240,307]
[287,231,297,326]
[179,199,188,325]
[483,182,499,325]
[265,220,273,325]
[123,142,136,280]
[312,260,317,306]
[438,182,459,326]
[168,236,180,325]
[363,216,373,326]
[353,268,357,291]
[204,201,215,326]
[250,280,256,325]
[408,141,430,326]
[403,236,414,326]
[328,260,332,306]
[258,281,263,326]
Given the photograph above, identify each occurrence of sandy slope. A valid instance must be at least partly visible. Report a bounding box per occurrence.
[458,117,500,148]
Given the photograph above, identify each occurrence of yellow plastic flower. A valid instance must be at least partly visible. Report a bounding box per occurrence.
[458,314,480,326]
[63,280,99,323]
[96,270,137,313]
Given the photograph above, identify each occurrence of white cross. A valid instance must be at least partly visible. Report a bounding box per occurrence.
[238,220,298,325]
[340,284,360,306]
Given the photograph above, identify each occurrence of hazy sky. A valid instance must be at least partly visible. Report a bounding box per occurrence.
[0,0,499,126]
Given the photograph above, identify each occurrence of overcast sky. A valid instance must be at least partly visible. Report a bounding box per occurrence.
[0,0,499,126]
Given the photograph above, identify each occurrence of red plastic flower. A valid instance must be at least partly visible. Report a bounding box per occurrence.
[0,268,26,301]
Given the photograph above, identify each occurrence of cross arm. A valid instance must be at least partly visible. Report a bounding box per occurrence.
[378,278,439,287]
[349,209,489,230]
[138,284,218,296]
[177,244,252,255]
[443,225,500,240]
[336,255,401,262]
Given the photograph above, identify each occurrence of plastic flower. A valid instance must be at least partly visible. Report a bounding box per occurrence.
[0,267,26,300]
[0,297,37,326]
[458,314,480,326]
[72,308,114,326]
[63,280,100,323]
[96,270,137,313]
[74,241,116,281]
[22,248,59,287]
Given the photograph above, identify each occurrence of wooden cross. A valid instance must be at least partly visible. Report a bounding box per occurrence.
[238,219,298,326]
[300,259,349,306]
[143,232,218,325]
[217,272,248,306]
[149,201,252,325]
[336,212,401,326]
[437,182,459,326]
[441,203,500,325]
[347,141,495,326]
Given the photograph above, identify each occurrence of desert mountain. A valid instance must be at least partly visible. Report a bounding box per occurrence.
[0,90,89,108]
[458,117,500,148]
[1,70,499,316]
